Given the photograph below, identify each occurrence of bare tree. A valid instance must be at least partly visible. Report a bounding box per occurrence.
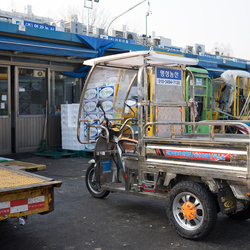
[84,5,110,29]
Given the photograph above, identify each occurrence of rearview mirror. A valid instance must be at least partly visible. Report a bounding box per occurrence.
[125,100,137,107]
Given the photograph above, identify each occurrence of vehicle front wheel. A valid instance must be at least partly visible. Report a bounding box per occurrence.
[166,181,217,240]
[85,164,110,198]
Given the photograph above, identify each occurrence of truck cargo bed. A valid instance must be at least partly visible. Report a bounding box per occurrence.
[0,164,62,220]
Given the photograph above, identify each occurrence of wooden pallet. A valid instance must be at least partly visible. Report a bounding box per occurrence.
[1,161,46,172]
[80,151,94,158]
[35,148,79,159]
[35,148,94,159]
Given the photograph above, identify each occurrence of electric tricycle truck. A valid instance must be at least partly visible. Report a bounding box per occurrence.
[77,50,250,240]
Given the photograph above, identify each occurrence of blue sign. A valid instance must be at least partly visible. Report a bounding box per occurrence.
[204,53,217,59]
[235,59,247,64]
[162,46,181,52]
[24,21,56,31]
[156,68,182,86]
[102,35,135,44]
[102,160,111,172]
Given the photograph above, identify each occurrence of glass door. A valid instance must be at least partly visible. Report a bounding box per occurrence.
[15,67,47,153]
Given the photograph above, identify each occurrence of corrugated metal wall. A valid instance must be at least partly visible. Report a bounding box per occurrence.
[16,116,44,152]
[0,118,11,154]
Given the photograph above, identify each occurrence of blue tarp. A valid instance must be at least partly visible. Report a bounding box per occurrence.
[64,65,90,78]
[76,34,116,56]
[0,35,98,58]
[64,35,116,78]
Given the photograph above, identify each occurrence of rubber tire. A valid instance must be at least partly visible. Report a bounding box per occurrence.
[166,181,217,240]
[227,204,250,220]
[85,164,110,199]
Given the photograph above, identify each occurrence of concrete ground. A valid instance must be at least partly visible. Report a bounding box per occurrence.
[1,153,250,250]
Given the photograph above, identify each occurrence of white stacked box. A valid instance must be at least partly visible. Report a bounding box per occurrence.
[61,104,86,151]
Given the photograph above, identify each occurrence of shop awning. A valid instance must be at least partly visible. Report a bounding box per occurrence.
[0,35,98,58]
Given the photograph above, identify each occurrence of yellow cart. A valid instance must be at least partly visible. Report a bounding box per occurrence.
[0,164,62,221]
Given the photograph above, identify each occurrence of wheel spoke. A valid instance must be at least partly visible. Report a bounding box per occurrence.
[186,219,193,227]
[193,216,202,225]
[185,194,191,202]
[194,199,200,207]
[195,204,203,210]
[176,206,182,211]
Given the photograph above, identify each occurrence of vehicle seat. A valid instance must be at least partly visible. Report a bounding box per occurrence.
[118,138,138,155]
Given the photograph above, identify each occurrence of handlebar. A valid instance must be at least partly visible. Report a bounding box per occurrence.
[78,117,137,144]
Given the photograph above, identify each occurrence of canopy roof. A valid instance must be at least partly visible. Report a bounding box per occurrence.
[0,35,98,58]
[83,50,199,68]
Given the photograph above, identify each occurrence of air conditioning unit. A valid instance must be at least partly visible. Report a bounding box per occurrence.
[185,45,194,54]
[124,31,137,41]
[152,36,171,47]
[152,37,160,46]
[93,27,105,37]
[34,70,45,78]
[109,29,124,38]
[64,21,83,34]
[194,43,205,55]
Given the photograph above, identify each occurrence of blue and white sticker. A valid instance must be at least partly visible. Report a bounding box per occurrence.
[84,127,98,138]
[84,113,98,120]
[99,113,114,120]
[85,143,95,151]
[83,101,97,113]
[99,86,115,99]
[101,100,114,112]
[84,88,98,100]
[84,114,98,125]
[156,68,182,86]
[105,76,118,86]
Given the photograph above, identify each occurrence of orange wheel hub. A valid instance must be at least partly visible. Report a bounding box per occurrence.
[181,202,197,220]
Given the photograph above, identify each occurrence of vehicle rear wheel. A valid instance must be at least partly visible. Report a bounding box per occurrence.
[85,164,110,198]
[166,181,217,240]
[226,202,250,220]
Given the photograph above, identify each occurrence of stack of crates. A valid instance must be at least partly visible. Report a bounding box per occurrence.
[61,104,95,151]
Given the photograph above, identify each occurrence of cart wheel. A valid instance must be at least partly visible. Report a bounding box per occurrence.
[227,203,250,220]
[85,164,110,199]
[166,181,217,240]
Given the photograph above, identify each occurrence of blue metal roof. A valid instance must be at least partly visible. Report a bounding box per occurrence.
[0,22,249,77]
[0,35,98,57]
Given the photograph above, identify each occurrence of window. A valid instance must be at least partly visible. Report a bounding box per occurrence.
[0,67,8,116]
[18,68,46,115]
[50,71,80,115]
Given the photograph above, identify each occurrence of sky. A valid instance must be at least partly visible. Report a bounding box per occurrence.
[1,0,250,60]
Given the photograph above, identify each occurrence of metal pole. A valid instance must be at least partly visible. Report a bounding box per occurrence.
[87,8,89,36]
[106,0,147,35]
[84,0,94,36]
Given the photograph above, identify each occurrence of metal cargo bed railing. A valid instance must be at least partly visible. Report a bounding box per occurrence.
[143,121,250,141]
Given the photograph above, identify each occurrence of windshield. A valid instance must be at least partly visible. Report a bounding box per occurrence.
[82,66,137,120]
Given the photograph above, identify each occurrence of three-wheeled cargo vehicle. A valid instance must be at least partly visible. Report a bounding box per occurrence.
[77,50,250,240]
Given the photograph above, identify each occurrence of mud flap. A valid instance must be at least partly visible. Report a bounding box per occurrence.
[217,186,237,214]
